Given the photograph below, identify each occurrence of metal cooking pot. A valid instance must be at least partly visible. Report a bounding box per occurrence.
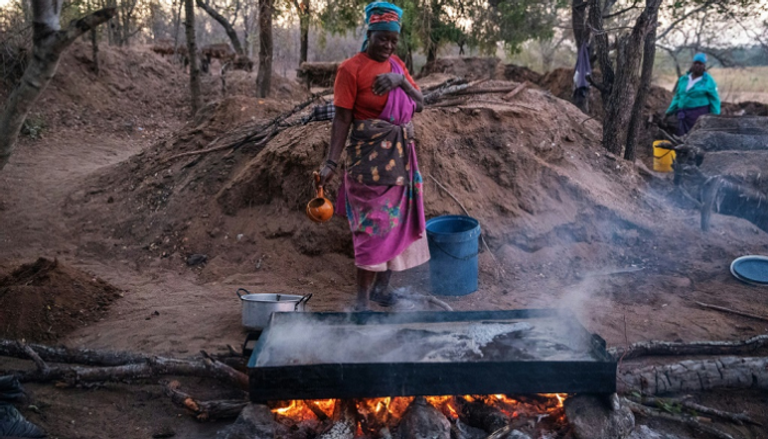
[236,288,312,331]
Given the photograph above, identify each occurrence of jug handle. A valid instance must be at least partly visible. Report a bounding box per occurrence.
[295,293,313,310]
[236,288,251,299]
[313,171,325,199]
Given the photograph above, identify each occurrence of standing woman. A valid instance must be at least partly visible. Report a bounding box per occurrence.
[666,53,721,136]
[317,2,429,311]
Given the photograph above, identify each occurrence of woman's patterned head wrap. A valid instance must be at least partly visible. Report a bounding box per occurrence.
[361,2,403,51]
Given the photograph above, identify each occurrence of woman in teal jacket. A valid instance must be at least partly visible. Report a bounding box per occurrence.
[666,53,721,136]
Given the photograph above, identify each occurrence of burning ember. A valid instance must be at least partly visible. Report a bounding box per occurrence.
[270,394,568,438]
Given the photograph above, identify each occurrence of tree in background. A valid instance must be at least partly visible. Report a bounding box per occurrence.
[588,0,662,157]
[291,0,310,64]
[196,0,244,55]
[184,0,201,114]
[256,0,273,97]
[0,0,115,171]
[469,0,562,56]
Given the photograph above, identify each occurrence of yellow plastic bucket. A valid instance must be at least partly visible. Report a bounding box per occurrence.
[653,140,676,173]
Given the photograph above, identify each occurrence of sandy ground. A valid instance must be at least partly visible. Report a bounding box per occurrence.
[1,47,767,439]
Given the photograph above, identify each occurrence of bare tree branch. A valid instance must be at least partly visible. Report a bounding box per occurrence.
[656,1,715,41]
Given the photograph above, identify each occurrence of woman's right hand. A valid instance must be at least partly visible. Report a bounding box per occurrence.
[318,164,335,187]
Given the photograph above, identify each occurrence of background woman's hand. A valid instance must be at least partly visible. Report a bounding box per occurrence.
[318,164,335,187]
[373,73,404,96]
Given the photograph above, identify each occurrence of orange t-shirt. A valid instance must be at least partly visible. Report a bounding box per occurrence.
[333,53,419,121]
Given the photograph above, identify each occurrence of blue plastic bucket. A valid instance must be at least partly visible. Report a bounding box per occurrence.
[426,215,481,296]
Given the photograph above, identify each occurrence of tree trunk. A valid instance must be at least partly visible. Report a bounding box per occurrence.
[90,28,99,74]
[571,0,590,113]
[0,2,115,171]
[624,5,658,161]
[184,0,201,115]
[590,0,661,156]
[294,0,309,64]
[256,0,273,98]
[196,0,244,55]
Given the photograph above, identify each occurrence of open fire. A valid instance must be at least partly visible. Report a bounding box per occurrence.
[269,394,568,438]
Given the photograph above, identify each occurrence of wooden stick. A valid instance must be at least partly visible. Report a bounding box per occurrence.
[629,395,761,426]
[502,81,530,101]
[608,334,768,360]
[162,380,247,421]
[452,86,518,96]
[464,99,537,111]
[21,343,50,374]
[428,97,469,108]
[695,301,768,323]
[304,400,330,422]
[623,398,735,439]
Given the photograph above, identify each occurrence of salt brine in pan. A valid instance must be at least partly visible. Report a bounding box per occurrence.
[255,316,599,366]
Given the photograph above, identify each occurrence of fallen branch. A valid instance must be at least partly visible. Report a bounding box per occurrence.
[628,395,761,426]
[21,343,50,374]
[0,338,244,370]
[428,97,470,108]
[3,352,249,390]
[162,380,247,421]
[695,301,768,323]
[623,398,735,439]
[0,339,152,366]
[502,81,530,101]
[452,86,518,96]
[618,356,768,395]
[607,334,768,360]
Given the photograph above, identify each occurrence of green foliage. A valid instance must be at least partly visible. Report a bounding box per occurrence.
[318,0,563,59]
[21,114,46,140]
[470,0,562,55]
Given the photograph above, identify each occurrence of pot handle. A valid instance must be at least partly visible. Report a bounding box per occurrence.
[295,293,313,310]
[236,288,251,300]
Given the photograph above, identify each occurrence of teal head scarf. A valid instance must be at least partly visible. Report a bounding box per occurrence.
[361,2,403,52]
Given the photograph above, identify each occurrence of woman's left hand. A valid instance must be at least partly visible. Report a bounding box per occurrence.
[373,73,404,96]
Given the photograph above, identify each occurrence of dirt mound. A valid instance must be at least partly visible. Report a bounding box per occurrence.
[0,42,308,140]
[205,70,310,103]
[503,64,543,84]
[0,258,121,342]
[419,57,505,80]
[14,41,189,136]
[722,101,768,116]
[66,78,676,283]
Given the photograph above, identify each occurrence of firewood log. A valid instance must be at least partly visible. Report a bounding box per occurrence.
[398,397,450,439]
[457,398,508,434]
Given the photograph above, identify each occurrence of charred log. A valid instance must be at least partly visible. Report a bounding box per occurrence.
[458,398,507,434]
[398,397,451,439]
[619,356,768,396]
[163,380,247,421]
[216,403,276,439]
[608,334,768,360]
[319,400,356,439]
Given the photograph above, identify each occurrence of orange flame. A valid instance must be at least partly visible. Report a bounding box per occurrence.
[270,394,569,426]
